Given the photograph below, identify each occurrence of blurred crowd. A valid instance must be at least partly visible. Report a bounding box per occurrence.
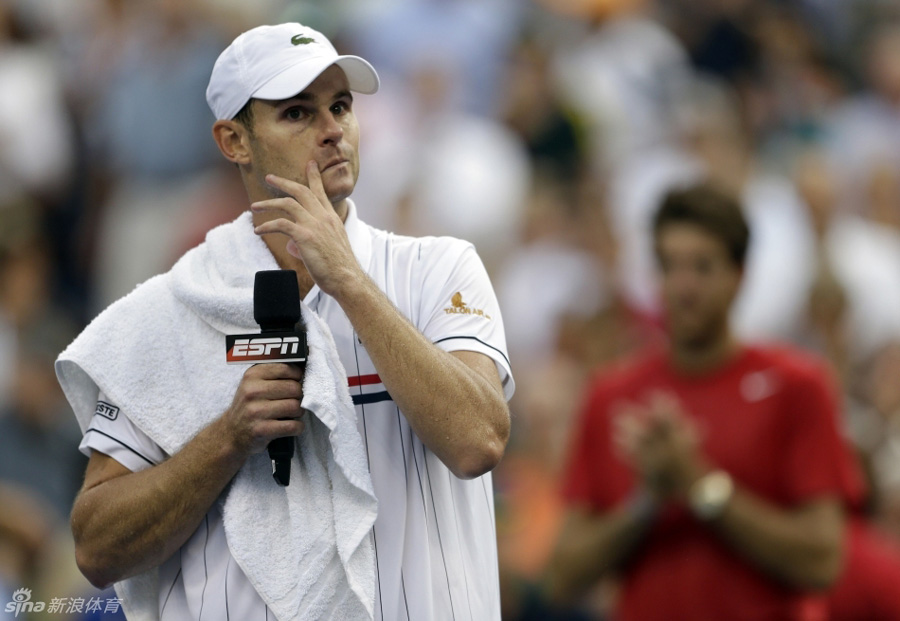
[1,0,900,618]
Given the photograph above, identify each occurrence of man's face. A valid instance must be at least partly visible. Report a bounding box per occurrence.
[655,223,742,349]
[243,65,360,209]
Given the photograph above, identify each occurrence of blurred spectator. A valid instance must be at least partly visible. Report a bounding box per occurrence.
[72,0,228,310]
[681,79,823,344]
[825,22,900,213]
[865,159,900,230]
[665,0,758,85]
[502,36,585,183]
[354,49,533,270]
[602,74,821,344]
[792,149,900,371]
[0,342,85,518]
[0,483,56,602]
[80,0,222,181]
[0,236,83,518]
[0,200,38,411]
[494,158,663,620]
[857,342,900,539]
[0,0,74,205]
[495,175,607,373]
[496,355,581,620]
[546,185,865,620]
[553,12,692,167]
[344,0,523,117]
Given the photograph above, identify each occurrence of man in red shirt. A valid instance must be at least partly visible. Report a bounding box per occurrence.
[546,184,864,620]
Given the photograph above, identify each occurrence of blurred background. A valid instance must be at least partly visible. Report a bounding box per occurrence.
[2,0,900,618]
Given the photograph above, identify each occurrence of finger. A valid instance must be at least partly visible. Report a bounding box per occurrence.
[257,379,304,401]
[249,196,313,221]
[252,218,309,261]
[639,399,673,439]
[612,398,649,422]
[253,217,306,241]
[261,418,305,440]
[267,397,305,419]
[612,419,634,456]
[244,398,304,423]
[613,411,645,439]
[613,410,647,457]
[266,173,326,216]
[286,239,302,260]
[246,363,304,381]
[305,160,331,211]
[678,416,701,448]
[263,173,309,199]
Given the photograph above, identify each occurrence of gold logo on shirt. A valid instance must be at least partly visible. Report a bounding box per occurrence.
[444,292,491,320]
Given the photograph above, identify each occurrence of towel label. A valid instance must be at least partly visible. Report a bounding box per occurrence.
[226,332,308,364]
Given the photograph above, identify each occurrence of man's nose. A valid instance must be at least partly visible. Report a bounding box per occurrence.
[667,268,703,296]
[318,110,343,145]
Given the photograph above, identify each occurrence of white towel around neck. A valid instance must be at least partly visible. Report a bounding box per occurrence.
[55,211,378,621]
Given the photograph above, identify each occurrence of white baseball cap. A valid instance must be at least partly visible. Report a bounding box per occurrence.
[206,22,380,121]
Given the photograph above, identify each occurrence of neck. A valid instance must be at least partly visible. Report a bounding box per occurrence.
[251,197,351,299]
[669,329,741,376]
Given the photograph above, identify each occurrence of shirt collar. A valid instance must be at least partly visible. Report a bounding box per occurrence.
[343,198,371,273]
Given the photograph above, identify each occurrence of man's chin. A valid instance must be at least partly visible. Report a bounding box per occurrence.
[323,177,356,205]
[326,188,353,206]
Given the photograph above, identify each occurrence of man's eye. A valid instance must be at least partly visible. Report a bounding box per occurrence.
[285,107,303,120]
[331,101,349,114]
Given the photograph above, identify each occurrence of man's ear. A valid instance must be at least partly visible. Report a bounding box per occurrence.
[212,120,252,165]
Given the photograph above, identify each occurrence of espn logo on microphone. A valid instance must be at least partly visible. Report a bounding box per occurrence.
[226,332,308,364]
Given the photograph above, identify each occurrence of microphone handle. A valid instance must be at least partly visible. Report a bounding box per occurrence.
[268,436,294,486]
[266,361,304,486]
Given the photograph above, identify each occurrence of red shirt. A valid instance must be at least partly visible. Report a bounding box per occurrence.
[562,345,865,621]
[828,518,900,621]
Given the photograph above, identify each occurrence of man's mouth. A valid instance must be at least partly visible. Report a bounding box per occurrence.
[322,158,348,171]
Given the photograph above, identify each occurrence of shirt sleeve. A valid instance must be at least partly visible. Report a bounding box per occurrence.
[419,243,515,400]
[779,363,866,507]
[79,392,168,472]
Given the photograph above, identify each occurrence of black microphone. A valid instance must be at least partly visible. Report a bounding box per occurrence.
[226,270,308,486]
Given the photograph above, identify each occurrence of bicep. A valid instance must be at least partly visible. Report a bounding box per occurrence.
[77,394,167,494]
[420,243,515,398]
[79,450,135,496]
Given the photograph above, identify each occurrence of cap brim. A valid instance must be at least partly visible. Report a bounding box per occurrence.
[253,55,379,101]
[335,56,380,94]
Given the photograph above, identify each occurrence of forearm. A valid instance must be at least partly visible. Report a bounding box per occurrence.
[546,496,655,604]
[72,418,246,587]
[710,490,844,590]
[333,272,509,479]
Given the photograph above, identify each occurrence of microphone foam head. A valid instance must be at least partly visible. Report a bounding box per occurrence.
[254,270,301,330]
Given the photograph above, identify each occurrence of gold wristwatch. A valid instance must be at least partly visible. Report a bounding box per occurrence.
[688,470,734,521]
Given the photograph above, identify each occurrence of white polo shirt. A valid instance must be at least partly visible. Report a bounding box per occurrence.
[79,202,515,621]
